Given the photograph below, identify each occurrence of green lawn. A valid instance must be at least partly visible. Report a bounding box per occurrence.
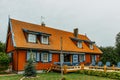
[0,72,114,80]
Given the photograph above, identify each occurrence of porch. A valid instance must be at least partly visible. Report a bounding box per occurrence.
[49,62,84,74]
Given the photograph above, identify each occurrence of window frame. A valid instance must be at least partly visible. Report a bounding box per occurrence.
[26,51,37,62]
[89,44,94,49]
[79,54,85,62]
[28,33,37,43]
[77,41,82,48]
[42,53,49,62]
[41,35,49,44]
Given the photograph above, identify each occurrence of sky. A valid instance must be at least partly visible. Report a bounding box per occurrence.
[0,0,120,47]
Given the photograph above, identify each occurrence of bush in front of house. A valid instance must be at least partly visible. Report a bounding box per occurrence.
[23,59,37,77]
[77,70,120,79]
[0,52,10,72]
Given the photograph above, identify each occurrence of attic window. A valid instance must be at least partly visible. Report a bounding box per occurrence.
[89,44,94,49]
[41,35,49,44]
[77,41,82,48]
[28,34,36,43]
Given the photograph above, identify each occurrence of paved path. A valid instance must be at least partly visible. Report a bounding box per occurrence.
[0,73,17,76]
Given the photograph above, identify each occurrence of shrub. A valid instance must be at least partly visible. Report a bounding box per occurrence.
[0,52,10,71]
[77,70,120,79]
[61,76,69,80]
[23,59,37,77]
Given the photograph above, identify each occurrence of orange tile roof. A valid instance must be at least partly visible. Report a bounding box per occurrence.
[10,18,102,54]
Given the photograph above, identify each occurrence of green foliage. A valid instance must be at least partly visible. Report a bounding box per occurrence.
[77,70,120,79]
[61,76,69,80]
[0,41,5,52]
[115,32,120,55]
[99,46,120,65]
[23,59,37,77]
[0,52,10,71]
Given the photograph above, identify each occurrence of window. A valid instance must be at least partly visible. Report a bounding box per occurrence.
[77,41,82,48]
[41,52,52,62]
[79,54,85,62]
[91,55,96,62]
[28,34,36,43]
[27,51,52,62]
[41,36,49,44]
[8,52,13,62]
[42,53,49,62]
[89,44,93,49]
[27,51,37,62]
[8,52,12,58]
[36,52,40,61]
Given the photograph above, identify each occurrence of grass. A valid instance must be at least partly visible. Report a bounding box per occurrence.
[0,72,114,80]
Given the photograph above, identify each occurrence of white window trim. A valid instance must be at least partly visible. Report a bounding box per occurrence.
[41,36,49,44]
[28,34,36,43]
[77,41,82,48]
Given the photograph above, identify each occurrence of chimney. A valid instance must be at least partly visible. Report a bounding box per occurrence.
[74,28,78,38]
[41,22,45,26]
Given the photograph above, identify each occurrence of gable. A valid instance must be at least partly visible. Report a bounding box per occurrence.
[5,23,15,53]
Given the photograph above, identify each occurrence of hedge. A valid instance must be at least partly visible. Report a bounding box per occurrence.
[76,70,120,79]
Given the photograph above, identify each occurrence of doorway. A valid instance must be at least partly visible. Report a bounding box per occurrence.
[64,54,71,62]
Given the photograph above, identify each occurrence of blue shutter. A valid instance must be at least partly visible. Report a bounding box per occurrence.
[73,55,78,63]
[49,53,52,62]
[36,52,40,61]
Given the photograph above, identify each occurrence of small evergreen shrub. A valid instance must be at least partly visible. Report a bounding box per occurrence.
[23,59,37,77]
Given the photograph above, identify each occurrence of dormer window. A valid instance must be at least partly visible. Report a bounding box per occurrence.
[41,36,49,44]
[77,41,82,48]
[28,34,36,43]
[89,44,94,49]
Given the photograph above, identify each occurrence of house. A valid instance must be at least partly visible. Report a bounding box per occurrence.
[6,18,102,74]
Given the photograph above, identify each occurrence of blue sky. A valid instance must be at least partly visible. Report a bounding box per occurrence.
[0,0,120,47]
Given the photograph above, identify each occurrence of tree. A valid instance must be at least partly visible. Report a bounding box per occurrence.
[0,41,5,52]
[0,52,10,71]
[115,32,120,55]
[99,46,119,65]
[23,51,37,77]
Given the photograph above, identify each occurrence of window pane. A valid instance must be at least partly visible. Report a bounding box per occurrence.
[79,54,85,62]
[27,51,30,61]
[43,53,48,62]
[77,42,82,48]
[27,51,37,62]
[89,44,93,49]
[41,36,48,44]
[28,34,36,43]
[36,52,40,61]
